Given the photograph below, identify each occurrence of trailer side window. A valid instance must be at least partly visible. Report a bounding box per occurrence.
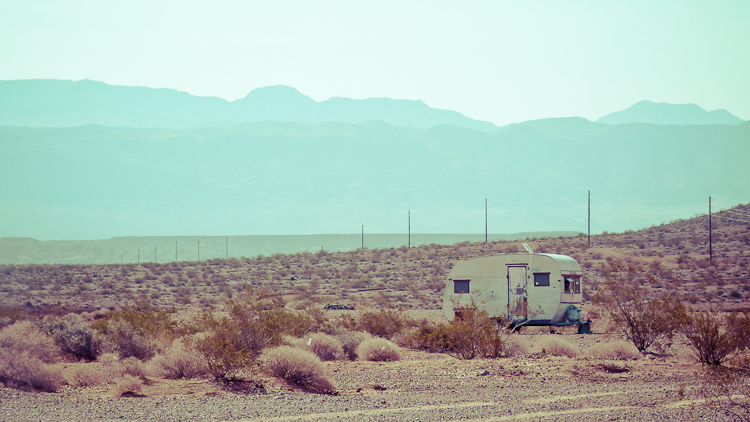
[564,276,581,293]
[533,273,550,286]
[454,280,470,294]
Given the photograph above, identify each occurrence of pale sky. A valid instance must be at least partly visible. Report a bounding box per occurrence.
[1,0,748,126]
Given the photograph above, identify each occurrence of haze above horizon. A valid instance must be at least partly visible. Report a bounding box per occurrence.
[1,1,748,126]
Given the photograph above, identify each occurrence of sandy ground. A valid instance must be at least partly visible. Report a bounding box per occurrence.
[0,331,738,422]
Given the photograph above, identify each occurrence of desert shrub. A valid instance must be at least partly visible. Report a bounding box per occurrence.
[536,336,579,357]
[592,262,683,353]
[335,329,372,360]
[185,330,255,380]
[151,343,208,379]
[103,320,156,360]
[503,337,529,357]
[445,304,507,359]
[93,302,177,360]
[64,365,109,387]
[0,320,59,363]
[585,340,641,360]
[187,290,328,379]
[678,309,750,365]
[93,301,177,338]
[356,308,415,339]
[285,306,332,336]
[40,315,102,361]
[0,351,64,392]
[296,333,345,361]
[97,352,125,380]
[0,322,64,391]
[356,338,401,362]
[119,356,149,379]
[397,319,449,352]
[115,374,143,396]
[261,346,336,394]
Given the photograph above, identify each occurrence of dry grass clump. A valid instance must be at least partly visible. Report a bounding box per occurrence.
[335,329,372,360]
[503,336,529,357]
[150,342,208,379]
[261,346,336,394]
[536,336,579,358]
[290,333,345,361]
[94,352,150,382]
[63,364,109,387]
[585,340,642,360]
[0,352,64,392]
[356,338,401,362]
[118,356,149,379]
[0,321,64,392]
[0,320,59,363]
[115,374,143,396]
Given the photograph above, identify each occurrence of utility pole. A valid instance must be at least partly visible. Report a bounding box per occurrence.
[408,211,411,247]
[484,198,494,243]
[708,196,714,263]
[588,190,591,247]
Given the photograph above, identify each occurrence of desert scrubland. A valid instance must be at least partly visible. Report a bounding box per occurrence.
[1,203,749,421]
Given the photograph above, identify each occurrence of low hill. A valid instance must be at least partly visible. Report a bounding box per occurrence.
[0,232,579,265]
[597,100,744,125]
[0,202,747,316]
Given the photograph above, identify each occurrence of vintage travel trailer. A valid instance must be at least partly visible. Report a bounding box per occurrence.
[442,245,590,333]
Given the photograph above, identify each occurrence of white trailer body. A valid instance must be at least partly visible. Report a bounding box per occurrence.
[442,252,587,329]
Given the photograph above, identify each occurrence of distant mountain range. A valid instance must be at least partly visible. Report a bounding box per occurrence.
[1,119,748,242]
[1,78,748,253]
[0,79,744,131]
[597,100,744,125]
[0,79,497,132]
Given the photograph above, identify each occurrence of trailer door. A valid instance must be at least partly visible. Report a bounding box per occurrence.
[507,266,528,322]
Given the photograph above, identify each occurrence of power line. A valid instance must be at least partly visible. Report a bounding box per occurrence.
[589,189,704,204]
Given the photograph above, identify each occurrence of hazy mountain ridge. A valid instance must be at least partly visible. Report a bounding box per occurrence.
[596,100,744,125]
[0,79,497,132]
[2,120,748,241]
[3,80,744,133]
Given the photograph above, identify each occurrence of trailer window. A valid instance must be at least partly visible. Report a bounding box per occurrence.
[454,280,470,294]
[564,276,581,294]
[533,273,550,286]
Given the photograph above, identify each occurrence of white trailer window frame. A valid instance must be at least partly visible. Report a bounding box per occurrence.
[563,275,581,293]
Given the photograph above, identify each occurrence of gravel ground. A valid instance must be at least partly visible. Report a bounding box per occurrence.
[0,333,739,422]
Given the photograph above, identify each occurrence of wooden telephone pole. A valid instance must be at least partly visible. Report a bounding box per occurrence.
[708,196,714,263]
[588,190,591,247]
